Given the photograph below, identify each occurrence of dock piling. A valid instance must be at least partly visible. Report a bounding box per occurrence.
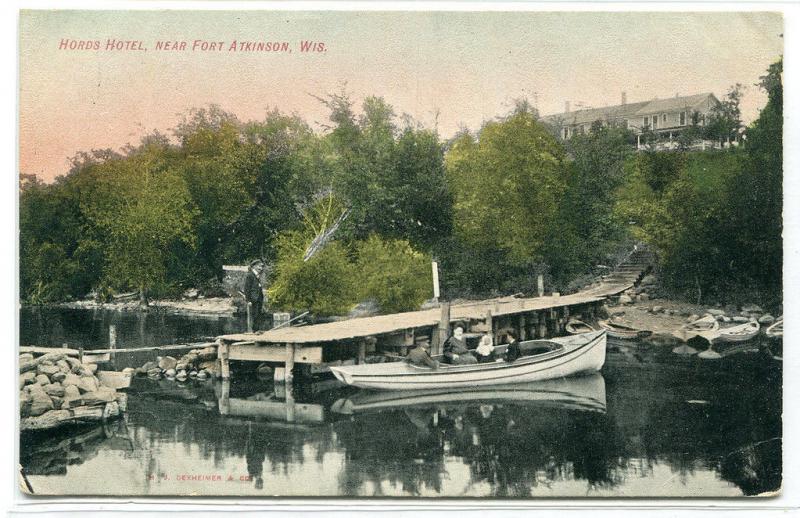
[285,343,295,383]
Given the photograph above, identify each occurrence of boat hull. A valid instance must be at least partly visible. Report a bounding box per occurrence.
[716,322,760,343]
[329,331,606,390]
[598,320,650,340]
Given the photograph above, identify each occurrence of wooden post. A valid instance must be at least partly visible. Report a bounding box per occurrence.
[246,302,253,333]
[218,340,230,380]
[519,315,527,341]
[538,312,547,338]
[357,340,367,365]
[108,325,117,364]
[285,384,296,423]
[485,310,494,343]
[537,275,544,297]
[432,302,450,356]
[78,347,84,364]
[218,379,230,416]
[431,261,440,303]
[285,343,295,383]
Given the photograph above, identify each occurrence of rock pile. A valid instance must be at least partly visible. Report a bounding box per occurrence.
[134,346,218,381]
[19,352,126,423]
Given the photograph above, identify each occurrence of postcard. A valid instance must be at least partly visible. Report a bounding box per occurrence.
[18,9,783,497]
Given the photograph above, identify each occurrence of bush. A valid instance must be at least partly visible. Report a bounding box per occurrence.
[355,235,433,313]
[268,231,358,316]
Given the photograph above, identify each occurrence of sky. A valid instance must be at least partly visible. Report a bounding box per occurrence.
[19,10,784,182]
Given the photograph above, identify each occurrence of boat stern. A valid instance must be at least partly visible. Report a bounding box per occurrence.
[329,366,354,386]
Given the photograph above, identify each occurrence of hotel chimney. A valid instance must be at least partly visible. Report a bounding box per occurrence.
[621,91,627,105]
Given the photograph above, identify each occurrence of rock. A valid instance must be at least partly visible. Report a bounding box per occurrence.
[122,367,136,376]
[189,370,198,377]
[51,371,67,383]
[63,384,81,401]
[175,363,188,372]
[732,316,750,323]
[721,316,731,323]
[86,363,98,374]
[82,387,116,405]
[715,315,725,322]
[638,293,650,302]
[78,376,98,393]
[197,370,208,380]
[21,371,36,386]
[687,314,700,323]
[652,306,663,313]
[63,373,82,386]
[176,370,188,381]
[183,288,200,299]
[618,294,633,305]
[164,368,177,378]
[640,274,657,286]
[147,368,161,378]
[183,353,199,365]
[35,374,51,386]
[37,364,61,377]
[197,347,217,361]
[141,361,158,372]
[65,357,82,370]
[56,359,72,373]
[758,314,775,325]
[51,396,64,410]
[19,353,34,363]
[44,383,65,397]
[199,360,217,373]
[19,391,31,417]
[158,356,178,371]
[29,389,54,416]
[741,304,763,314]
[707,309,726,317]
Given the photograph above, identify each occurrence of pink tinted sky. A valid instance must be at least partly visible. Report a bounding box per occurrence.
[19,10,783,182]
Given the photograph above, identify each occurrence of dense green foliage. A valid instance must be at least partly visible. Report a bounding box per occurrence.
[19,61,783,312]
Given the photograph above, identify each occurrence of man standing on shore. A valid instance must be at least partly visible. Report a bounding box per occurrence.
[242,260,265,331]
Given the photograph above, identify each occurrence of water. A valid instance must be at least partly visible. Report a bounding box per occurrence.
[19,307,782,497]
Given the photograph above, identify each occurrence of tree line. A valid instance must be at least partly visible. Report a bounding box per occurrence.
[20,60,782,314]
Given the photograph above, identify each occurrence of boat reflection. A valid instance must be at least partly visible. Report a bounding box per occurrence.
[330,373,607,416]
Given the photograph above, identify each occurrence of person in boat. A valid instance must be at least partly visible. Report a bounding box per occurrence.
[443,326,478,365]
[474,334,496,363]
[406,343,439,369]
[242,260,266,331]
[504,331,521,362]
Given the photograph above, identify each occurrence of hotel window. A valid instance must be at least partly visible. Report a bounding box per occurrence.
[662,114,667,124]
[652,115,658,129]
[680,112,686,126]
[643,117,648,128]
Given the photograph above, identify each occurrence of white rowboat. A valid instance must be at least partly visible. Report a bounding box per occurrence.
[330,373,607,415]
[598,320,652,340]
[765,317,783,339]
[565,319,596,334]
[329,331,606,391]
[716,321,760,343]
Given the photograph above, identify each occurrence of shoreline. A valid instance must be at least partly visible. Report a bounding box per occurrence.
[50,296,239,318]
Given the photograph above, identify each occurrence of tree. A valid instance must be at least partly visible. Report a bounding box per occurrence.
[321,93,452,250]
[81,143,197,301]
[446,109,567,265]
[705,84,745,146]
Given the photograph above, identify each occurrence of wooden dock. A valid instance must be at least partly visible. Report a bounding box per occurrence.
[216,247,654,382]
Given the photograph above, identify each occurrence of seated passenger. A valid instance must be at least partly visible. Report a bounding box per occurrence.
[443,326,478,365]
[504,331,521,362]
[406,343,439,369]
[474,334,496,363]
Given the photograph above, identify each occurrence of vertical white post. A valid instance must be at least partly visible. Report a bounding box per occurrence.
[432,261,440,301]
[537,275,544,297]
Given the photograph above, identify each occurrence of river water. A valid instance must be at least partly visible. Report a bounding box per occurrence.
[19,307,782,497]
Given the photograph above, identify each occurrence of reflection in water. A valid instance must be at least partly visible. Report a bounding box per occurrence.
[19,309,782,497]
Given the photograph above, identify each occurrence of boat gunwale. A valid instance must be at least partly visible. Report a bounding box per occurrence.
[332,331,606,381]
